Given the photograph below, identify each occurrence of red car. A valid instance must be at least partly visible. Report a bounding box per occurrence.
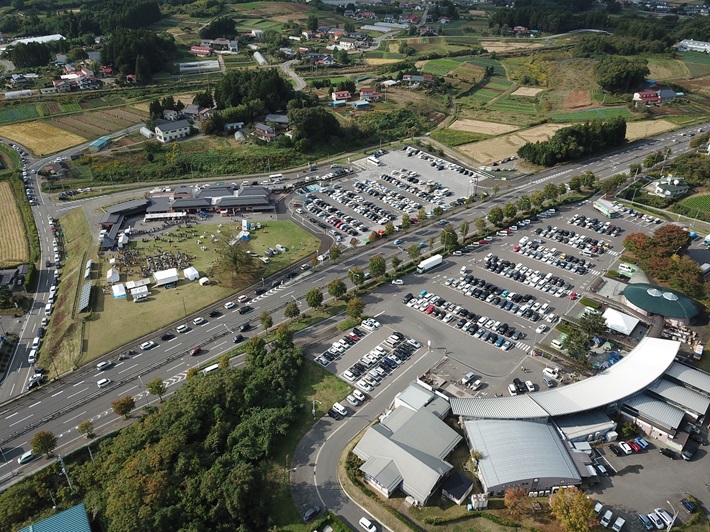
[479,239,489,245]
[628,441,642,453]
[425,305,435,314]
[189,346,202,356]
[348,333,360,341]
[512,245,521,252]
[410,217,419,224]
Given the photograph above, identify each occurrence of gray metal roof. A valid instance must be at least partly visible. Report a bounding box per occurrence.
[553,410,616,441]
[395,382,450,418]
[171,198,211,209]
[218,195,270,207]
[146,196,170,213]
[155,119,191,133]
[647,379,710,415]
[106,199,150,214]
[622,394,685,431]
[451,395,549,419]
[360,455,402,493]
[463,420,580,490]
[665,362,710,395]
[353,407,460,505]
[196,185,235,198]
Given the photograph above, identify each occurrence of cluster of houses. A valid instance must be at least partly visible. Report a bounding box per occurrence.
[51,62,102,93]
[632,87,681,106]
[189,37,239,57]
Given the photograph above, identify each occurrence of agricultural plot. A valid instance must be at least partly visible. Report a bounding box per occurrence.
[645,57,689,80]
[512,87,544,97]
[52,108,147,139]
[680,194,710,216]
[625,119,676,141]
[0,105,39,124]
[489,96,538,115]
[0,181,29,267]
[0,121,86,155]
[422,59,461,76]
[549,107,633,122]
[457,123,569,163]
[449,118,519,135]
[461,76,511,105]
[453,56,505,76]
[681,52,710,78]
[482,40,545,54]
[430,128,491,147]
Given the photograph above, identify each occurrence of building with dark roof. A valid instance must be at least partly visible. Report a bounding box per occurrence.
[622,283,700,325]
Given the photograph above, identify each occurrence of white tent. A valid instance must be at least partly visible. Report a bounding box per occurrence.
[112,284,126,299]
[130,285,149,300]
[153,268,179,287]
[602,308,640,336]
[199,277,210,285]
[183,266,199,281]
[118,234,129,248]
[106,268,120,284]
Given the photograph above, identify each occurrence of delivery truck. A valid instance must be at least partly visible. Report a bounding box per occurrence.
[416,254,443,274]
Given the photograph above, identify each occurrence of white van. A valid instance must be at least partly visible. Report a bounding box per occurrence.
[581,249,593,257]
[31,337,41,349]
[551,338,564,349]
[332,402,349,416]
[97,378,112,388]
[44,303,53,316]
[618,263,634,273]
[543,367,560,379]
[27,349,38,364]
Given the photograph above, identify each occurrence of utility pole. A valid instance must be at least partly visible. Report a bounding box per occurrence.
[57,455,75,492]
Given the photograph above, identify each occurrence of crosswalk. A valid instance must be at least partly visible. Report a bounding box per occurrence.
[516,342,531,352]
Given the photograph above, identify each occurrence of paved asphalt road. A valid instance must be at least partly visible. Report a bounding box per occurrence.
[0,123,706,526]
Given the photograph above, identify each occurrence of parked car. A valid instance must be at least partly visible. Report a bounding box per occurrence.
[303,505,321,522]
[659,448,677,459]
[140,341,156,350]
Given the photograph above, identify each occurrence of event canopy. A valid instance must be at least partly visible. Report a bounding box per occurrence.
[602,308,640,336]
[183,266,199,281]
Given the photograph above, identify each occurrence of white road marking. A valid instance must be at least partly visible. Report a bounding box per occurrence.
[118,363,138,374]
[51,390,64,397]
[164,343,182,352]
[9,414,32,427]
[63,411,87,424]
[66,388,88,400]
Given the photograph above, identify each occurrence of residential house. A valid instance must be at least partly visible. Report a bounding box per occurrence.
[155,119,191,143]
[344,9,355,17]
[328,28,346,39]
[10,74,29,87]
[633,90,662,106]
[251,29,264,39]
[337,37,358,50]
[52,79,73,93]
[163,109,181,121]
[658,88,678,101]
[55,54,68,65]
[332,90,352,102]
[407,14,421,25]
[402,73,434,84]
[228,40,239,53]
[359,11,377,20]
[301,30,315,40]
[360,87,380,101]
[513,25,531,34]
[651,176,690,198]
[264,114,289,128]
[318,56,336,66]
[182,104,201,119]
[197,107,214,121]
[254,123,276,142]
[189,45,212,57]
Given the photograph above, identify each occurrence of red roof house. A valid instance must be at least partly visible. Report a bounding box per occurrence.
[332,90,352,102]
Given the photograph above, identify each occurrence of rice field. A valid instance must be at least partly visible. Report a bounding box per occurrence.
[51,108,147,139]
[0,181,29,267]
[0,121,86,155]
[548,107,633,122]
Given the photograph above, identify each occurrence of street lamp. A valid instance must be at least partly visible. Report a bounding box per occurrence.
[666,501,678,531]
[311,399,322,418]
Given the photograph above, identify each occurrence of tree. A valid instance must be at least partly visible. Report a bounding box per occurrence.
[432,206,444,217]
[569,175,582,193]
[558,182,567,196]
[219,353,230,369]
[350,237,358,249]
[384,222,395,236]
[653,224,690,257]
[504,487,527,517]
[78,420,94,439]
[440,225,458,252]
[549,487,598,532]
[112,395,135,419]
[134,54,152,83]
[193,90,214,109]
[582,171,596,189]
[487,206,504,226]
[146,377,166,402]
[460,220,470,242]
[307,14,319,32]
[368,231,378,243]
[543,182,560,202]
[349,267,365,287]
[31,431,57,457]
[259,310,273,330]
[401,213,411,229]
[212,229,258,287]
[517,195,531,213]
[328,278,347,300]
[428,236,435,255]
[369,255,387,278]
[186,367,198,379]
[594,56,649,93]
[305,288,323,309]
[417,207,428,221]
[346,297,365,319]
[579,312,608,338]
[392,256,402,271]
[284,302,300,320]
[623,232,652,258]
[330,245,342,261]
[530,190,546,209]
[407,244,421,260]
[503,202,518,221]
[561,328,590,359]
[475,218,487,236]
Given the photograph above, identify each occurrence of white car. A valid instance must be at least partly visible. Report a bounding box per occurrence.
[177,324,189,333]
[224,301,236,310]
[140,341,156,350]
[391,279,404,285]
[359,517,377,532]
[346,394,361,406]
[654,508,673,528]
[618,441,633,455]
[97,378,112,389]
[193,317,206,325]
[27,349,37,364]
[276,244,287,252]
[357,379,374,392]
[535,324,548,334]
[647,513,664,530]
[352,389,367,402]
[525,380,535,392]
[407,339,421,349]
[96,360,113,371]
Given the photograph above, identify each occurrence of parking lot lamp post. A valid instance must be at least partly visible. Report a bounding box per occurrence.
[311,399,322,418]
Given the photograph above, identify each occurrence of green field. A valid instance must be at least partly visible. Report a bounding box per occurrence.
[680,194,710,215]
[430,128,491,146]
[422,58,461,75]
[680,51,710,77]
[489,96,538,114]
[60,103,83,113]
[0,105,39,124]
[453,56,505,76]
[549,107,633,122]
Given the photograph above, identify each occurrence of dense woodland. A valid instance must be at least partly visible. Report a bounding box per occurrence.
[0,327,304,532]
[518,117,627,166]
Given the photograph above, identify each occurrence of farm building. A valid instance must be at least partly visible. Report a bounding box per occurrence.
[140,127,155,139]
[176,60,220,74]
[332,90,351,102]
[189,46,212,57]
[154,120,191,143]
[153,268,179,287]
[3,90,34,100]
[353,100,370,109]
[253,52,268,66]
[676,39,710,53]
[0,33,65,52]
[233,131,245,142]
[88,136,112,152]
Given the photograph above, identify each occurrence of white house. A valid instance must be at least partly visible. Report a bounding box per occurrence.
[154,119,191,143]
[651,176,690,198]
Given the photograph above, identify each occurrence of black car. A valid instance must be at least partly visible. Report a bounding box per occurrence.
[209,310,221,318]
[37,327,45,338]
[239,323,251,332]
[255,287,266,295]
[352,327,365,337]
[659,448,677,459]
[238,305,253,314]
[233,334,244,343]
[303,505,321,522]
[609,444,623,457]
[161,332,174,341]
[326,409,342,420]
[680,498,697,514]
[513,377,526,394]
[402,293,413,304]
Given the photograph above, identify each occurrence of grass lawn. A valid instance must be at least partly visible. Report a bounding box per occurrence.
[430,128,492,147]
[549,107,633,122]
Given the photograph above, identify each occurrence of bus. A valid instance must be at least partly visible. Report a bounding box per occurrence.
[367,156,381,166]
[268,173,283,181]
[593,198,617,218]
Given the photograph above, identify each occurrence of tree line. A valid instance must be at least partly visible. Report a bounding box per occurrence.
[100,28,175,78]
[0,325,306,531]
[518,117,627,166]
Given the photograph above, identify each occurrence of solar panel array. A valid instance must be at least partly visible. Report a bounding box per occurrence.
[78,282,92,312]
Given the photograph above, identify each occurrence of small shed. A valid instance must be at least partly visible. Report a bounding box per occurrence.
[353,100,370,109]
[140,126,155,139]
[183,266,199,281]
[153,268,179,287]
[112,284,126,299]
[233,130,245,143]
[106,268,120,284]
[198,277,210,285]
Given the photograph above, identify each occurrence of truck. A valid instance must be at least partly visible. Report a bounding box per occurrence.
[416,254,443,274]
[593,198,618,218]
